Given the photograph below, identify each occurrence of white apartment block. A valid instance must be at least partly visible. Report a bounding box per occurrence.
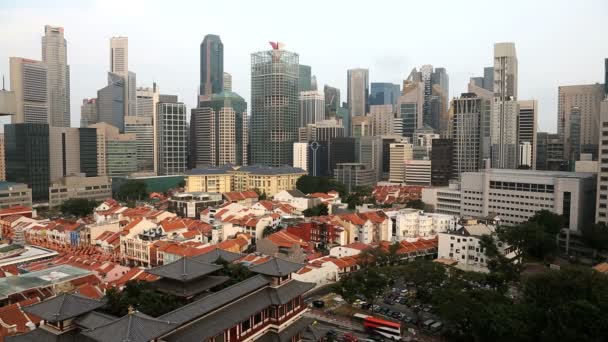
[422,183,462,217]
[461,168,596,231]
[405,160,431,186]
[386,209,456,240]
[437,221,517,273]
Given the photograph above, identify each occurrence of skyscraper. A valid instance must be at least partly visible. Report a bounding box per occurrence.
[4,123,50,201]
[369,82,400,108]
[9,57,48,124]
[357,136,383,182]
[298,65,312,92]
[491,42,519,169]
[558,84,604,162]
[395,78,424,139]
[347,68,369,117]
[200,34,224,96]
[157,98,187,175]
[518,100,538,168]
[110,37,136,117]
[42,25,70,127]
[223,72,232,92]
[0,134,5,181]
[250,44,299,166]
[191,91,248,167]
[97,72,125,131]
[124,116,154,172]
[299,90,325,127]
[430,67,449,134]
[80,99,97,127]
[370,104,394,136]
[536,132,565,171]
[452,93,485,178]
[324,85,340,119]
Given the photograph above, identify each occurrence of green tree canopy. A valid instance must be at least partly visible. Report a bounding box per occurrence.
[296,175,346,197]
[116,180,148,201]
[303,203,329,217]
[406,199,425,210]
[59,198,99,217]
[580,223,608,250]
[102,281,186,317]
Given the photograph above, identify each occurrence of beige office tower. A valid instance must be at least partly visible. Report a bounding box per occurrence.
[49,127,81,181]
[0,134,4,181]
[389,142,413,183]
[89,122,137,176]
[135,85,159,172]
[491,42,519,169]
[395,77,424,138]
[517,100,538,169]
[110,37,136,116]
[9,57,49,124]
[42,25,70,127]
[596,99,608,224]
[370,104,394,136]
[557,84,604,162]
[223,72,232,91]
[80,98,97,127]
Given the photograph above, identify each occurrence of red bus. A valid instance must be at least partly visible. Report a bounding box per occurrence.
[354,314,402,340]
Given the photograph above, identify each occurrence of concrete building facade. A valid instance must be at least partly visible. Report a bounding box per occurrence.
[9,57,48,124]
[42,25,70,127]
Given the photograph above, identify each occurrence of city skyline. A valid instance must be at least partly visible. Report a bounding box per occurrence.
[1,0,606,131]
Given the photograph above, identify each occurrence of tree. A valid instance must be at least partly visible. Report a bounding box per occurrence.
[252,188,267,200]
[59,198,98,217]
[529,210,565,235]
[116,180,148,201]
[580,223,608,250]
[101,281,186,317]
[406,199,425,210]
[177,179,186,188]
[262,225,281,238]
[498,222,557,261]
[479,235,522,286]
[303,203,329,217]
[296,175,346,197]
[335,268,388,307]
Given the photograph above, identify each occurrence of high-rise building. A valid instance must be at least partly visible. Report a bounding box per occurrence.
[431,138,453,186]
[4,123,50,201]
[0,134,5,181]
[124,116,154,172]
[136,84,160,118]
[491,42,519,169]
[324,85,340,119]
[329,137,356,176]
[88,122,136,176]
[97,72,125,131]
[333,163,375,192]
[596,99,608,223]
[370,82,400,109]
[79,128,98,177]
[42,25,70,127]
[536,132,565,171]
[200,34,224,96]
[298,119,345,143]
[558,84,604,162]
[299,90,325,127]
[191,91,248,168]
[468,81,494,161]
[250,44,299,166]
[351,116,373,137]
[518,100,538,169]
[471,67,495,92]
[80,98,97,127]
[347,68,369,117]
[337,104,350,136]
[408,66,449,133]
[452,93,485,178]
[49,127,83,181]
[293,142,308,173]
[157,100,187,175]
[110,37,136,117]
[9,57,49,124]
[357,136,383,182]
[389,143,413,183]
[298,65,312,92]
[395,78,424,139]
[370,104,394,136]
[223,72,232,92]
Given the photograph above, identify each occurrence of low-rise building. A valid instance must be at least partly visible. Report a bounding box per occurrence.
[386,209,457,240]
[256,230,313,263]
[0,182,32,209]
[461,168,596,231]
[168,192,223,218]
[437,220,517,273]
[48,176,112,208]
[273,189,320,212]
[422,183,462,216]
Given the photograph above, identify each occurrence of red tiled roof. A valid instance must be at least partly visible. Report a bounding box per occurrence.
[75,284,103,299]
[266,230,308,248]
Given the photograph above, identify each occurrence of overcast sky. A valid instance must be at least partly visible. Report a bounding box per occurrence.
[1,0,607,132]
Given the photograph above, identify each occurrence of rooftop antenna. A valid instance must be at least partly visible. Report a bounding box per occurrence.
[2,75,5,91]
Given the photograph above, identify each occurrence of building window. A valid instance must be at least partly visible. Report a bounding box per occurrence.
[241,319,251,333]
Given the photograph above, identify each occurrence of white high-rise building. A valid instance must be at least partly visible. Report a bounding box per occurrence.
[9,57,49,124]
[293,142,308,173]
[518,100,538,169]
[389,143,413,183]
[223,72,232,92]
[299,90,325,127]
[491,42,519,169]
[519,142,532,168]
[157,100,187,175]
[110,37,136,117]
[125,116,154,172]
[42,25,70,127]
[347,68,369,117]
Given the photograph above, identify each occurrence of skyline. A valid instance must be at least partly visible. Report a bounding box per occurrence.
[1,0,607,131]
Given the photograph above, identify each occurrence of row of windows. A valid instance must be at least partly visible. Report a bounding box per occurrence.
[489,181,554,193]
